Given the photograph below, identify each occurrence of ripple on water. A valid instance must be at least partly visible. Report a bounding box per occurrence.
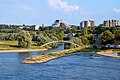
[0,51,120,80]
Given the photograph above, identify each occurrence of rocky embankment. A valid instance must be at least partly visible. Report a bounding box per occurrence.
[22,48,81,64]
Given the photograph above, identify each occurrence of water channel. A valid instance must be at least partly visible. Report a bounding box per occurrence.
[0,45,120,80]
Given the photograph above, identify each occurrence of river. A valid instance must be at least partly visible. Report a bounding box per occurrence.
[0,45,120,80]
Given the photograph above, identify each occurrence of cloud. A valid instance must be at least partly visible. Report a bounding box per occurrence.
[113,8,120,13]
[48,0,80,13]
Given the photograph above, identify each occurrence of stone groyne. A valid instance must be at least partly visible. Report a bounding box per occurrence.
[22,48,81,64]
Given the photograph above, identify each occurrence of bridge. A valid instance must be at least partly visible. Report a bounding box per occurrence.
[40,40,81,47]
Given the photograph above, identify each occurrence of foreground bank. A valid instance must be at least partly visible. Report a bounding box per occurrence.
[96,50,120,58]
[22,48,81,64]
[0,49,47,53]
[22,47,120,64]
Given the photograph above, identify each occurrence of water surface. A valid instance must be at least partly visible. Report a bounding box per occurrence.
[0,45,120,80]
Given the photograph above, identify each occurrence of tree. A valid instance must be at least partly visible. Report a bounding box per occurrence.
[85,34,96,45]
[71,25,78,33]
[30,31,37,41]
[17,30,32,48]
[83,28,88,35]
[100,30,115,45]
[114,30,120,40]
[93,26,106,34]
[55,31,64,40]
[65,28,71,34]
[80,36,90,45]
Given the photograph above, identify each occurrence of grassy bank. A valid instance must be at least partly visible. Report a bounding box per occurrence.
[22,47,81,64]
[22,46,120,64]
[0,41,45,50]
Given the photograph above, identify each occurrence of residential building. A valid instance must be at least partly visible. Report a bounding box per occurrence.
[31,25,40,30]
[19,26,30,30]
[52,20,62,27]
[52,20,71,29]
[103,20,119,27]
[80,20,95,29]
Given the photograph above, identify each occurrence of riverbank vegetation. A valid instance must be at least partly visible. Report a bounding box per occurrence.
[22,45,120,64]
[22,47,81,64]
[0,24,120,51]
[0,41,45,50]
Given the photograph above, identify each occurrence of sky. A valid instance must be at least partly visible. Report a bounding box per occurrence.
[0,0,120,26]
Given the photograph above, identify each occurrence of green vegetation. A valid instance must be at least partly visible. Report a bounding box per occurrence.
[0,23,120,51]
[114,30,120,40]
[0,41,46,50]
[18,30,32,48]
[0,41,19,50]
[22,47,81,64]
[78,48,101,52]
[100,30,115,45]
[22,45,120,64]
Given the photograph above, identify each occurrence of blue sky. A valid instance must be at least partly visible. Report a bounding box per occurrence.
[0,0,120,26]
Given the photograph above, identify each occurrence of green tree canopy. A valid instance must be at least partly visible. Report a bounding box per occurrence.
[114,30,120,40]
[18,30,32,48]
[85,34,96,45]
[100,30,115,45]
[80,36,90,45]
[82,28,88,36]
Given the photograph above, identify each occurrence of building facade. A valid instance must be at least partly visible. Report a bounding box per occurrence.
[31,25,40,30]
[80,20,95,29]
[103,20,119,27]
[52,20,71,29]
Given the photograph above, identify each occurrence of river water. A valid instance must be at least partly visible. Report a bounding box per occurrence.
[0,45,120,80]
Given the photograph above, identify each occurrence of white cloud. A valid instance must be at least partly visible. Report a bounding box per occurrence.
[113,8,120,13]
[48,0,80,13]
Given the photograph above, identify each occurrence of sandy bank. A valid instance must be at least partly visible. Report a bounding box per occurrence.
[96,50,120,58]
[0,49,48,53]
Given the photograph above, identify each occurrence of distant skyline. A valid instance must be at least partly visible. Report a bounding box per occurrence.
[0,0,120,26]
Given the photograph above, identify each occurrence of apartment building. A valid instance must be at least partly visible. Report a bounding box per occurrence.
[103,20,119,27]
[52,20,71,29]
[31,25,40,30]
[80,20,95,29]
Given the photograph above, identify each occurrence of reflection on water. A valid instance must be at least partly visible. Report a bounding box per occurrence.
[0,45,120,80]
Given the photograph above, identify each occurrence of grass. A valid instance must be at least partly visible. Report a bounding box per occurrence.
[0,41,45,50]
[25,47,81,62]
[78,48,102,52]
[23,46,120,64]
[76,46,120,52]
[0,41,19,50]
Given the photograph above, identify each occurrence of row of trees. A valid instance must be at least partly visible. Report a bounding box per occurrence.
[0,33,18,41]
[64,30,96,49]
[1,24,120,49]
[17,30,65,48]
[100,29,120,45]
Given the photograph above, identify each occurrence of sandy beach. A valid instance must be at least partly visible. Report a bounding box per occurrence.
[96,50,120,58]
[0,49,48,53]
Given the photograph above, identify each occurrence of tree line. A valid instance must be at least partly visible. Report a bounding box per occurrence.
[0,24,120,49]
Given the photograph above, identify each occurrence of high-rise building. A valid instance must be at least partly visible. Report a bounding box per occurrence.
[31,25,40,30]
[52,20,62,27]
[52,20,71,29]
[79,20,95,29]
[103,20,119,27]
